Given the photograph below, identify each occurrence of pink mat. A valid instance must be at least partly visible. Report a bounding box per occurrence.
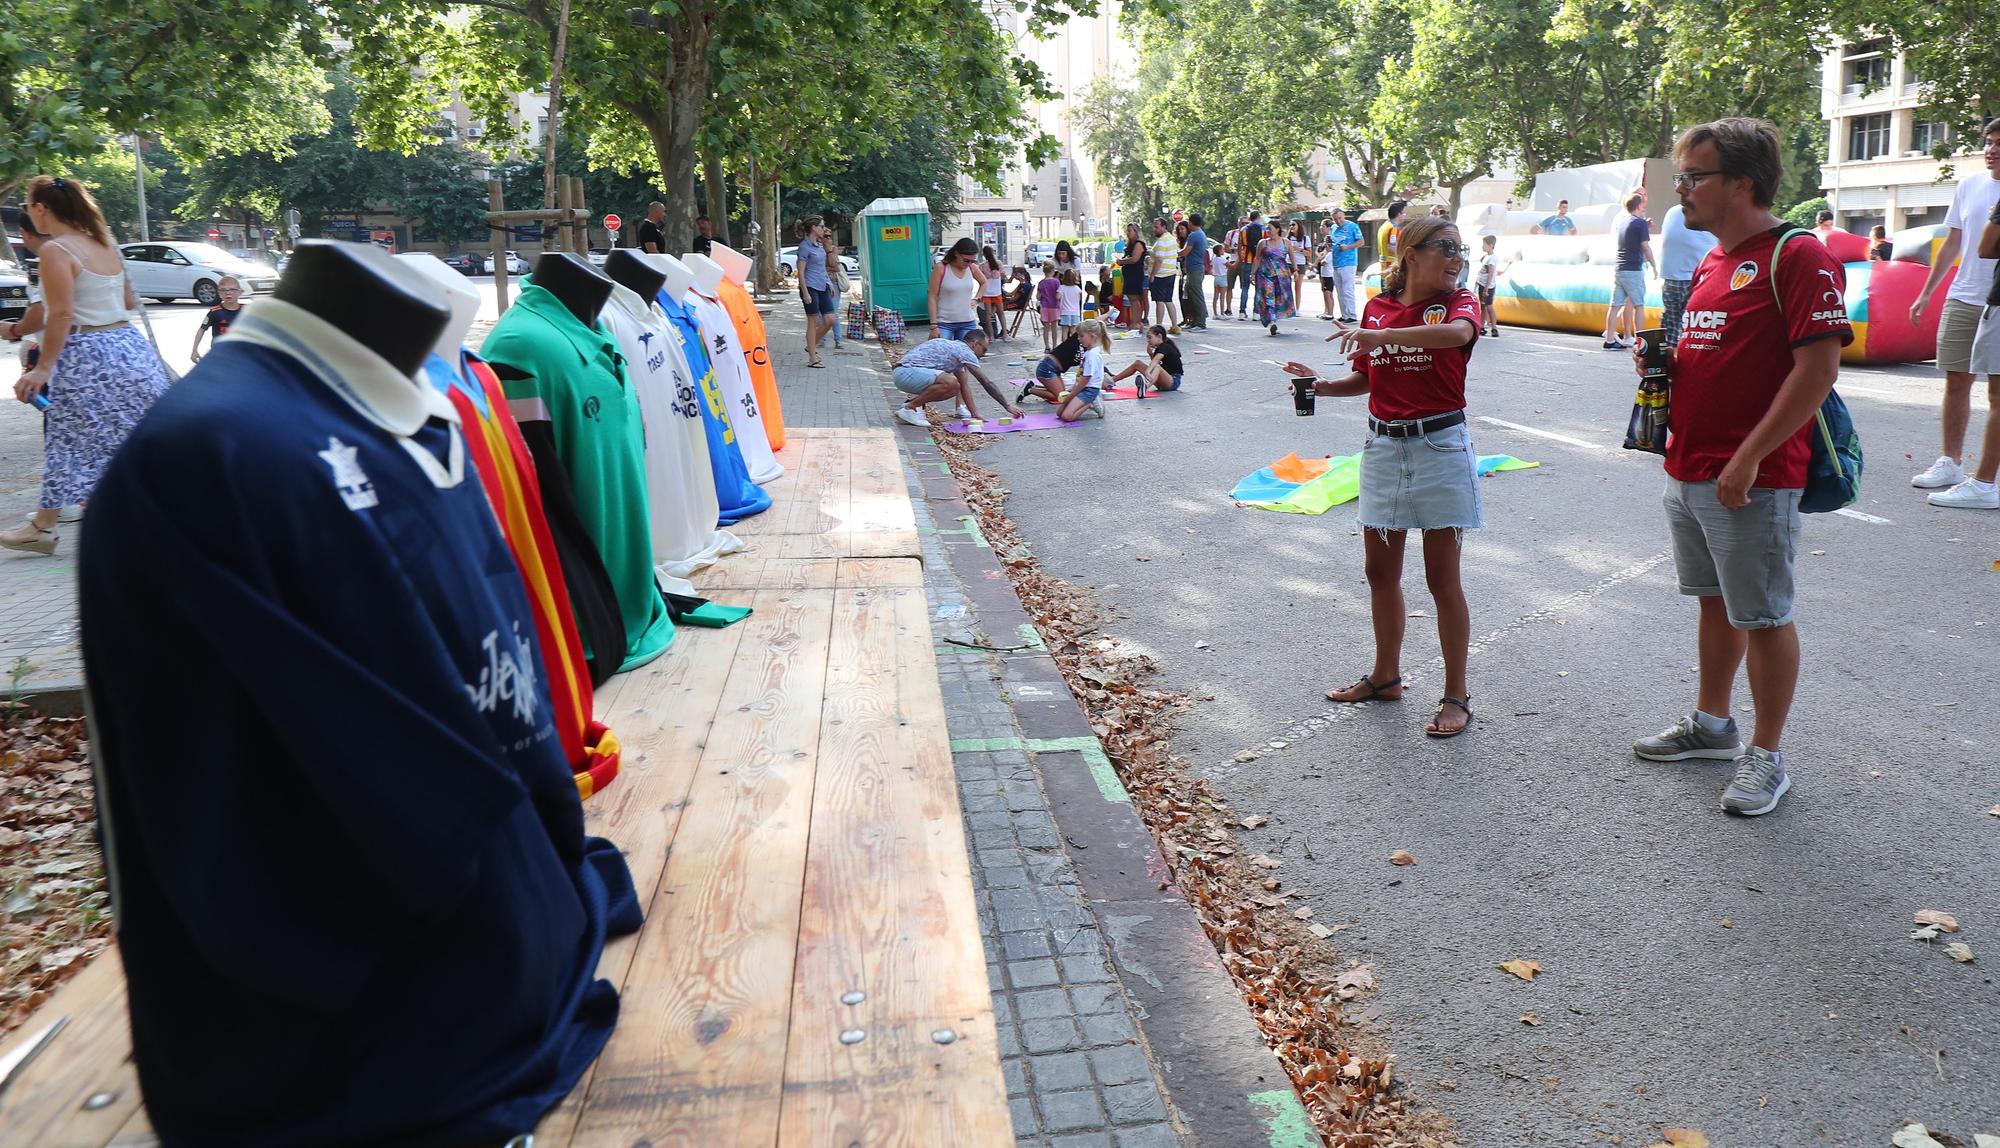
[944,411,1084,434]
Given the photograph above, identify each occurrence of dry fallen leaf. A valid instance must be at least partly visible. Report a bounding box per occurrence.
[1389,850,1416,866]
[1914,909,1960,933]
[1500,959,1542,982]
[1660,1131,1709,1148]
[1519,1012,1541,1026]
[1719,917,1733,929]
[1946,942,1976,963]
[1307,922,1333,939]
[1293,906,1314,920]
[1335,965,1376,1000]
[1989,804,2000,817]
[1893,1124,1948,1148]
[1240,814,1268,830]
[1251,854,1282,870]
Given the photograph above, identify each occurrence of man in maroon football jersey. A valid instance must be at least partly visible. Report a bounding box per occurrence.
[1630,118,1851,817]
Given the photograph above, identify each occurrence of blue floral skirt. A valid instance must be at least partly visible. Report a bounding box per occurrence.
[42,325,172,509]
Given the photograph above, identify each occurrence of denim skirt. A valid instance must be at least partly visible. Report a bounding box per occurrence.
[1356,416,1484,532]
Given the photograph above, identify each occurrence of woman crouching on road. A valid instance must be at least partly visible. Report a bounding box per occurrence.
[1282,214,1484,737]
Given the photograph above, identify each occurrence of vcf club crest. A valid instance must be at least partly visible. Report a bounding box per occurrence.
[1730,259,1759,292]
[1422,304,1447,325]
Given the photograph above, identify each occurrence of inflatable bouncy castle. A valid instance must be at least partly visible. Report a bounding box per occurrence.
[1368,205,1955,365]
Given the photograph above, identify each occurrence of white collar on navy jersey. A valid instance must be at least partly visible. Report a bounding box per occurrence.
[227,298,460,437]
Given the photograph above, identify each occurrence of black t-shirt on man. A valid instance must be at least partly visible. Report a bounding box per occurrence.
[635,219,664,254]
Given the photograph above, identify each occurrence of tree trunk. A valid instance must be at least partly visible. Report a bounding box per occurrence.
[703,148,729,247]
[641,94,701,255]
[752,173,781,296]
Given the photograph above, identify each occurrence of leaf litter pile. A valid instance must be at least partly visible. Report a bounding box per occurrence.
[933,423,1455,1147]
[0,710,108,1040]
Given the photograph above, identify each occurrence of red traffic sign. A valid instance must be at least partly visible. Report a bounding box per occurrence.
[602,213,622,233]
[208,228,221,240]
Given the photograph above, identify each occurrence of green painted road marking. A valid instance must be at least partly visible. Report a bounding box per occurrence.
[949,735,1129,803]
[1014,623,1047,651]
[932,515,989,548]
[1247,1089,1317,1147]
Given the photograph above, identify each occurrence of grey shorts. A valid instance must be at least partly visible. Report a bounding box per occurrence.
[1662,477,1801,629]
[1612,269,1647,307]
[1357,417,1484,532]
[1937,297,1984,373]
[892,365,949,395]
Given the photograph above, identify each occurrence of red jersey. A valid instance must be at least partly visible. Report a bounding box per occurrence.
[1666,228,1853,488]
[1356,287,1482,421]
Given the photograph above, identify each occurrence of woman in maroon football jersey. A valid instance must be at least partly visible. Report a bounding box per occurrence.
[1282,214,1484,737]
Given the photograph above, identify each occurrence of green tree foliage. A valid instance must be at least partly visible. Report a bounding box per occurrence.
[1074,76,1159,223]
[1781,196,1830,228]
[0,5,330,198]
[777,116,965,234]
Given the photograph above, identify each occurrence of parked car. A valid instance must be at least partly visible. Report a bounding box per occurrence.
[441,251,488,276]
[501,251,531,275]
[776,245,859,279]
[120,242,278,304]
[0,266,29,321]
[586,248,611,267]
[1025,241,1060,268]
[227,248,281,271]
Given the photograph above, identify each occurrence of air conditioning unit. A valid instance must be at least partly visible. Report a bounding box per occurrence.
[468,126,485,140]
[1844,83,1863,97]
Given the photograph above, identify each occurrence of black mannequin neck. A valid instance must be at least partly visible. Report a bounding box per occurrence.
[604,250,666,302]
[273,241,447,377]
[532,252,614,325]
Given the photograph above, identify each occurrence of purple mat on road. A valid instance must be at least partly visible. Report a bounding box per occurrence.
[944,411,1083,435]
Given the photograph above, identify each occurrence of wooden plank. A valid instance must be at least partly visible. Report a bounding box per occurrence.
[536,603,755,1147]
[568,587,836,1148]
[776,586,1010,1146]
[690,558,841,592]
[846,432,918,543]
[105,1106,157,1148]
[837,558,924,588]
[0,948,144,1148]
[782,432,848,538]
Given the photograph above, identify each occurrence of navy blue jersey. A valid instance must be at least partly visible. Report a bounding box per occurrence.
[79,300,639,1147]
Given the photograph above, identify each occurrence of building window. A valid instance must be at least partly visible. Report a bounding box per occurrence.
[1058,165,1070,213]
[1846,55,1889,91]
[1911,116,1948,155]
[1847,113,1890,161]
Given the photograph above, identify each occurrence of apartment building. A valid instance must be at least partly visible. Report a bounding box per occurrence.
[1819,39,1967,236]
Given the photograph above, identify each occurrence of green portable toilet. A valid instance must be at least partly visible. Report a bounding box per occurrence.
[856,197,932,321]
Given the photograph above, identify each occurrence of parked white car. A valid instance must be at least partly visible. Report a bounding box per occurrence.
[502,250,531,275]
[121,242,279,305]
[776,245,859,279]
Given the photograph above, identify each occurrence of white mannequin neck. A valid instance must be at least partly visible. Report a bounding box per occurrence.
[685,254,725,298]
[709,242,751,286]
[393,252,479,361]
[647,253,695,302]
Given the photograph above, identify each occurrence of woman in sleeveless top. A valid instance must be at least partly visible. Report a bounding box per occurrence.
[978,246,1006,340]
[927,237,984,342]
[3,177,172,556]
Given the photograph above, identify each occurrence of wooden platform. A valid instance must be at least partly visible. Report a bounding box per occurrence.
[0,428,1010,1147]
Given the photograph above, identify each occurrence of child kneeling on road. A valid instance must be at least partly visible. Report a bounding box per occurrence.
[1020,320,1107,421]
[1104,325,1185,396]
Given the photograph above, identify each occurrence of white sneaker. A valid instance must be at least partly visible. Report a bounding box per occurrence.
[1926,477,2000,509]
[956,403,972,419]
[1911,455,1965,489]
[894,407,929,428]
[56,505,83,524]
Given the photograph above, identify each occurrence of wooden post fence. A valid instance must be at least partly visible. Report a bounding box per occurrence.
[483,177,593,314]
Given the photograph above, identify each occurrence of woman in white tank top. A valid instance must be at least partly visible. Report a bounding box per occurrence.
[3,177,172,556]
[927,238,985,342]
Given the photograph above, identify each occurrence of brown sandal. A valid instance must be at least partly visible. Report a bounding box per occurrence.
[1425,696,1472,738]
[1326,675,1402,703]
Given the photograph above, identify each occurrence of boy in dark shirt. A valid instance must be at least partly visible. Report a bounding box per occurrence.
[189,276,245,363]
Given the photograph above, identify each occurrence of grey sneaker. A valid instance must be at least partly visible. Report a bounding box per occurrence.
[1719,747,1790,816]
[1633,714,1743,761]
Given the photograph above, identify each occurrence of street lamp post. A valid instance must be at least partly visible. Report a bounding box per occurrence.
[130,135,150,242]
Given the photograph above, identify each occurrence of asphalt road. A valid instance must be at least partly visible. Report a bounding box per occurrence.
[969,297,2000,1144]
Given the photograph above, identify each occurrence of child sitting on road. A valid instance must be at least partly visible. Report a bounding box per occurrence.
[1098,265,1120,327]
[1058,268,1083,341]
[1021,319,1107,421]
[1082,280,1099,321]
[1036,265,1063,351]
[1103,324,1185,396]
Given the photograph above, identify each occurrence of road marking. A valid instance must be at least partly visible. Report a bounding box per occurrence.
[1475,415,1611,452]
[1197,342,1236,354]
[1832,384,1895,398]
[1833,507,1893,524]
[1525,341,1589,354]
[1258,358,1281,367]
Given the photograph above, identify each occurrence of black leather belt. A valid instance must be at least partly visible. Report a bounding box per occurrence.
[1368,409,1466,438]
